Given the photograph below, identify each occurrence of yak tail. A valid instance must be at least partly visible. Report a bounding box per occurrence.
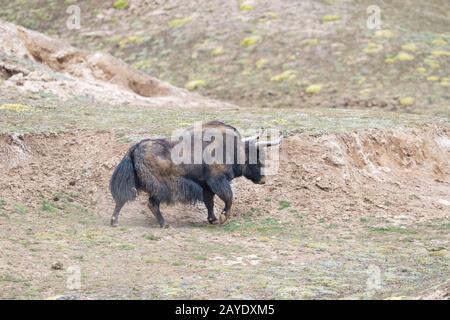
[110,144,139,204]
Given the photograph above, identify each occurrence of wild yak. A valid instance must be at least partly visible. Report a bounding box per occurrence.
[109,121,281,228]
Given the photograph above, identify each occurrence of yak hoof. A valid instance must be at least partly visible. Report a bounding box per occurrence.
[219,213,228,225]
[208,217,219,225]
[160,223,170,229]
[110,219,119,227]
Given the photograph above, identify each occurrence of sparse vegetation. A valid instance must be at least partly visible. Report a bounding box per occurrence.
[185,79,206,91]
[143,234,161,241]
[41,200,58,214]
[14,203,28,215]
[369,226,416,235]
[278,200,291,210]
[1,0,450,116]
[0,0,449,301]
[168,16,192,28]
[113,0,129,10]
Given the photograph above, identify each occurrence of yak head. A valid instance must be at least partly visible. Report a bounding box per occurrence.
[241,134,282,185]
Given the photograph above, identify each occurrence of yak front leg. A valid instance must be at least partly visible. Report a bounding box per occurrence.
[203,188,218,224]
[148,197,169,228]
[206,177,233,224]
[218,192,232,224]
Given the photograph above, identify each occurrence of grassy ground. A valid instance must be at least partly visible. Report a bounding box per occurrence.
[0,0,449,300]
[1,191,449,299]
[1,85,448,137]
[1,0,449,116]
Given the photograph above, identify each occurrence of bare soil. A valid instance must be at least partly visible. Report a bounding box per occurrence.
[0,4,449,300]
[0,127,449,299]
[0,21,229,109]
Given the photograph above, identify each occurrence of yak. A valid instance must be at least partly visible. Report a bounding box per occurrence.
[109,121,281,228]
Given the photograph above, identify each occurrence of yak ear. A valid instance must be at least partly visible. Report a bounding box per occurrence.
[255,136,283,148]
[241,135,259,143]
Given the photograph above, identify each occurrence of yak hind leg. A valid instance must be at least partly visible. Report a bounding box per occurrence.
[110,201,126,227]
[148,197,169,228]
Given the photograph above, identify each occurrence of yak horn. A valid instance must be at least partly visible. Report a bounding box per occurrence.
[255,136,283,147]
[242,135,259,143]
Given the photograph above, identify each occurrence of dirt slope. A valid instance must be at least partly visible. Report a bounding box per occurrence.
[0,20,230,109]
[0,127,449,299]
[0,15,449,299]
[1,127,449,224]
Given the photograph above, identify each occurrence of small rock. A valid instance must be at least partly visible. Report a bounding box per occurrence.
[323,154,345,167]
[9,73,25,86]
[248,260,260,266]
[437,199,450,206]
[51,261,63,270]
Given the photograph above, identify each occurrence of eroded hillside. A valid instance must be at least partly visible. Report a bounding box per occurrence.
[0,3,449,300]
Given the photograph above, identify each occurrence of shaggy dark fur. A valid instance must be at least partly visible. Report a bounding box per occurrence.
[109,144,139,204]
[109,121,269,228]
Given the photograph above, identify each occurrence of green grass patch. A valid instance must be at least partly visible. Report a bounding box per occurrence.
[0,274,25,283]
[143,234,161,241]
[169,17,192,28]
[41,200,58,214]
[245,207,258,216]
[81,230,114,246]
[222,220,242,232]
[369,226,416,234]
[116,243,136,250]
[14,203,28,215]
[222,217,283,235]
[278,200,291,210]
[113,0,129,10]
[1,87,448,135]
[0,198,6,213]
